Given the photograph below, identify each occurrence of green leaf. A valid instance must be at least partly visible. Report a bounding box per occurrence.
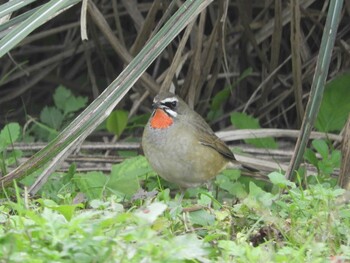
[315,74,350,132]
[312,139,329,159]
[211,87,231,111]
[216,170,247,198]
[106,110,129,137]
[40,106,64,130]
[189,209,215,226]
[247,182,274,207]
[53,86,88,116]
[74,171,108,200]
[128,113,150,128]
[172,234,208,260]
[40,199,83,221]
[0,122,20,150]
[304,148,318,167]
[108,156,152,198]
[230,112,278,149]
[4,150,22,166]
[268,172,296,188]
[330,150,341,168]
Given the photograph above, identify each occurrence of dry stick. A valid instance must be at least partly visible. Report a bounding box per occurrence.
[11,142,140,152]
[338,115,350,189]
[0,64,57,104]
[121,0,144,32]
[2,42,95,85]
[290,0,305,126]
[219,0,230,86]
[198,20,220,113]
[87,1,160,95]
[19,21,80,46]
[83,41,100,98]
[286,0,344,179]
[161,21,195,93]
[112,0,126,47]
[130,0,162,56]
[237,1,270,68]
[258,0,282,107]
[216,129,341,142]
[253,0,317,47]
[243,55,291,113]
[10,129,341,153]
[80,0,88,41]
[128,90,150,119]
[186,10,206,108]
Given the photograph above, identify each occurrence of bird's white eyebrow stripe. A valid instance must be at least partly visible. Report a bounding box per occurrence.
[161,97,178,103]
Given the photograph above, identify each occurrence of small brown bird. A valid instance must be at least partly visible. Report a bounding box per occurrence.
[142,92,252,195]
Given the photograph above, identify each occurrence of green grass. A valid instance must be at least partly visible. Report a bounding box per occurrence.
[0,169,349,262]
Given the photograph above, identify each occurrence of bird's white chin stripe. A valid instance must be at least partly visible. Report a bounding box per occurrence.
[164,108,177,117]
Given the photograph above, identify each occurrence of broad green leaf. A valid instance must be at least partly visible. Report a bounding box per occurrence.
[50,204,82,221]
[172,234,208,260]
[108,156,152,198]
[312,139,329,159]
[304,148,318,167]
[330,150,341,167]
[211,87,231,111]
[268,172,296,188]
[0,122,21,150]
[218,240,243,257]
[106,110,129,137]
[231,112,278,149]
[197,192,213,206]
[128,113,150,128]
[40,106,64,130]
[189,209,215,226]
[39,199,83,221]
[53,85,72,110]
[318,161,334,175]
[53,86,88,116]
[247,182,274,207]
[315,74,350,132]
[216,170,247,198]
[74,171,108,200]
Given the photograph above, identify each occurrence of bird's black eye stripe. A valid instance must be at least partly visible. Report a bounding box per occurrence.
[162,101,177,109]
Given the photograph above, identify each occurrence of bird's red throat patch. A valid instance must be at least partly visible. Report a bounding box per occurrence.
[150,109,173,129]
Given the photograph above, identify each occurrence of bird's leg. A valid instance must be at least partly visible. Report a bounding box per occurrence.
[205,180,215,208]
[177,188,186,204]
[168,189,185,217]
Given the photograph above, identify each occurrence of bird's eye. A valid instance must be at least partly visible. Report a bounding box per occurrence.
[163,100,177,109]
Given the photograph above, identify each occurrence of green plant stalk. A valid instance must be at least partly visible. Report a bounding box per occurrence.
[0,0,80,57]
[0,0,38,18]
[0,0,213,188]
[0,9,37,39]
[286,0,344,179]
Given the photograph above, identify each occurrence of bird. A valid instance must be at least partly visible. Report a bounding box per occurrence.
[142,91,255,199]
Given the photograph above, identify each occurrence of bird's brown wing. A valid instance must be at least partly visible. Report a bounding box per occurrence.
[190,112,236,161]
[197,131,236,160]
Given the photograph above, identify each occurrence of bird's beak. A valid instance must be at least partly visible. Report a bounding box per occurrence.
[152,101,160,109]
